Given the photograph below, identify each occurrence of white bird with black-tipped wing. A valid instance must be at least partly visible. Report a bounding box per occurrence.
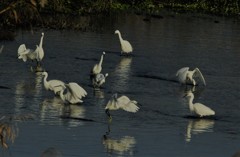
[184,92,215,117]
[105,93,139,119]
[115,30,133,54]
[42,72,65,95]
[176,67,206,86]
[59,82,87,104]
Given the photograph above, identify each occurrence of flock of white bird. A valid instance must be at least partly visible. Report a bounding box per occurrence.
[17,30,139,120]
[17,30,215,120]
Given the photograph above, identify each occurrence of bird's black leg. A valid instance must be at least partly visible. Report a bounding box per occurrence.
[105,109,112,121]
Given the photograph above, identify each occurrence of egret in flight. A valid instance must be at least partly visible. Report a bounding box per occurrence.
[115,30,133,55]
[92,73,108,89]
[91,52,105,78]
[105,93,139,120]
[184,92,215,117]
[42,72,65,95]
[59,82,87,104]
[176,67,206,86]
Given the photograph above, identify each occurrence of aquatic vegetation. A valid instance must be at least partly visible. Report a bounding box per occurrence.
[0,0,240,36]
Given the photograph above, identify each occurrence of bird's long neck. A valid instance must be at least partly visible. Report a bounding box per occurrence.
[117,32,123,42]
[39,34,44,48]
[43,74,49,89]
[187,95,194,112]
[59,90,65,101]
[99,54,104,67]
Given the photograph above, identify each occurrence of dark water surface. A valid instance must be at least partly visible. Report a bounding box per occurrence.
[1,13,240,157]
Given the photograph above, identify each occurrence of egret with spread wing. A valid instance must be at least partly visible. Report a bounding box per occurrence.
[176,67,206,86]
[92,73,108,89]
[59,82,87,104]
[105,93,139,120]
[115,30,133,55]
[18,44,37,62]
[42,72,65,95]
[184,91,215,117]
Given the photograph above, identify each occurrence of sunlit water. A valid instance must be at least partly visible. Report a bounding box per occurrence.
[1,13,240,157]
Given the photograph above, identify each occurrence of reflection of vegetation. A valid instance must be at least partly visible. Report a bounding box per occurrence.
[0,123,18,149]
[0,114,34,149]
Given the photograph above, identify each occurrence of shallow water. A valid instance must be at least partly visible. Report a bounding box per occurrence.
[1,13,240,156]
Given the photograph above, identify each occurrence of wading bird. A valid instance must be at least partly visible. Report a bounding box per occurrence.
[184,92,215,117]
[115,30,133,55]
[176,67,206,86]
[59,82,87,104]
[17,32,44,67]
[105,93,139,120]
[91,52,105,77]
[42,72,65,95]
[92,73,108,89]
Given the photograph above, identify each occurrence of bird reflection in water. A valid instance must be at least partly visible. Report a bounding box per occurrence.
[102,123,136,156]
[40,97,65,124]
[14,72,43,114]
[102,135,136,156]
[93,89,105,99]
[185,119,215,142]
[40,147,62,157]
[113,57,132,92]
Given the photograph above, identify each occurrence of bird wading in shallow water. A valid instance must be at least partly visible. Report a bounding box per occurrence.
[17,32,45,72]
[105,93,139,121]
[184,91,215,117]
[176,67,206,86]
[91,52,105,76]
[92,73,108,89]
[42,72,65,95]
[59,82,87,104]
[115,30,133,55]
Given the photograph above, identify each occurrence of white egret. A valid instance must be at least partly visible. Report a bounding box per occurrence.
[184,92,215,117]
[42,72,65,95]
[18,44,37,62]
[176,67,206,86]
[91,51,105,77]
[17,32,44,67]
[115,30,133,54]
[36,32,44,66]
[59,82,87,104]
[105,93,139,119]
[92,73,108,89]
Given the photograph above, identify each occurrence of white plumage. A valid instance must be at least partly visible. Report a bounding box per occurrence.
[92,52,105,75]
[184,92,215,117]
[115,30,133,54]
[59,82,87,104]
[42,72,65,95]
[17,32,44,66]
[92,73,108,88]
[105,93,139,119]
[176,67,206,86]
